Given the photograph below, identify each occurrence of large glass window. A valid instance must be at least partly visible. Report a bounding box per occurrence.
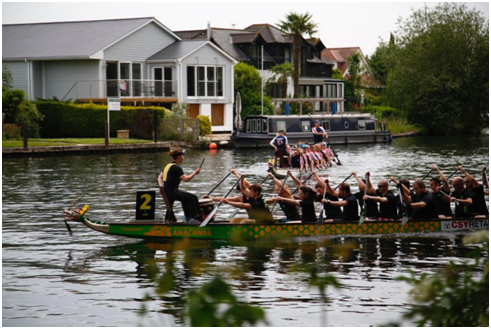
[187,65,224,97]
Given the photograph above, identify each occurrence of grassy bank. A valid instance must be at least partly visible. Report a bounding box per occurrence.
[381,117,422,135]
[2,138,153,148]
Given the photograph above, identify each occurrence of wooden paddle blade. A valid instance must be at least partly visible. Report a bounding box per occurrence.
[359,213,365,224]
[401,215,409,226]
[200,206,218,227]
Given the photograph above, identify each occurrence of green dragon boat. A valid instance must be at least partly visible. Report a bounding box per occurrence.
[63,205,488,240]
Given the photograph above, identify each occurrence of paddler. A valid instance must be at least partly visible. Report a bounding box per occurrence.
[158,149,202,224]
[312,120,327,144]
[269,130,291,168]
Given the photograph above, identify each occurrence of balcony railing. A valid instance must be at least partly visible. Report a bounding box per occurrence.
[62,79,177,101]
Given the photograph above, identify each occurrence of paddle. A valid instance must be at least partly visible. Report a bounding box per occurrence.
[359,173,369,224]
[438,189,460,205]
[292,172,315,194]
[318,179,328,224]
[326,140,342,165]
[270,175,289,213]
[205,172,232,197]
[200,176,244,227]
[199,158,205,169]
[442,168,460,189]
[398,185,410,226]
[411,168,433,193]
[484,167,489,187]
[334,173,353,191]
[228,174,270,219]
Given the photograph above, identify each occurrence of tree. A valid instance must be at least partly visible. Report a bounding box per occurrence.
[345,52,362,98]
[367,34,396,85]
[234,62,273,117]
[267,62,294,98]
[277,12,318,98]
[3,64,13,90]
[386,3,489,135]
[2,89,44,137]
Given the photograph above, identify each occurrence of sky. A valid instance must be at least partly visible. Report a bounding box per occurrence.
[2,1,489,56]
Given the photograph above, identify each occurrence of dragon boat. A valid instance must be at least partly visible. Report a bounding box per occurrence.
[62,205,488,240]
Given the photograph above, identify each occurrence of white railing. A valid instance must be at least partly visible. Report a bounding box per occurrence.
[62,79,177,101]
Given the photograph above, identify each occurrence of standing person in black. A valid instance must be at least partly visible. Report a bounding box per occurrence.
[312,172,343,220]
[400,179,438,220]
[158,149,202,224]
[352,171,379,219]
[312,120,327,144]
[321,183,359,221]
[363,175,399,220]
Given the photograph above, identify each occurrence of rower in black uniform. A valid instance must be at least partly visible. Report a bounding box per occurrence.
[158,149,202,224]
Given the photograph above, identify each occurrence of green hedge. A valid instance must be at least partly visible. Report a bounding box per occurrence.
[36,100,170,139]
[363,105,403,119]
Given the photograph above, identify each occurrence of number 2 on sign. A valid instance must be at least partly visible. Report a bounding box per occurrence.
[140,194,152,210]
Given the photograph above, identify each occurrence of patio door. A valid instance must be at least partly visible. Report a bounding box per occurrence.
[153,67,173,97]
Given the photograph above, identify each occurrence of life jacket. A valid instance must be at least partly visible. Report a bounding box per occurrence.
[163,162,177,182]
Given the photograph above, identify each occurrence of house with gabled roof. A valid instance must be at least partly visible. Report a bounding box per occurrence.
[176,23,345,113]
[2,17,237,132]
[321,47,383,88]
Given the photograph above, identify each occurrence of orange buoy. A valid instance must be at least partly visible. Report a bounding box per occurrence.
[209,143,217,149]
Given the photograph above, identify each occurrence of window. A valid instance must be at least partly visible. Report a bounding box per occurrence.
[358,120,366,130]
[277,121,286,132]
[322,121,330,131]
[187,65,224,97]
[302,121,311,132]
[246,120,251,132]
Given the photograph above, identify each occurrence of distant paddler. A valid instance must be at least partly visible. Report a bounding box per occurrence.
[158,149,202,224]
[312,120,327,144]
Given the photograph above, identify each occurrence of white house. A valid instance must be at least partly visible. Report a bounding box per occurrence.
[2,17,237,132]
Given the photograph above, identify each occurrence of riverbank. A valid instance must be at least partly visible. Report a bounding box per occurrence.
[2,134,235,158]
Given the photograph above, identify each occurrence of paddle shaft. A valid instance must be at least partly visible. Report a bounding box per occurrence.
[334,174,353,191]
[229,174,270,219]
[200,176,243,227]
[411,168,434,193]
[359,173,369,223]
[318,180,328,223]
[438,189,459,205]
[206,172,232,196]
[398,185,410,225]
[271,175,289,213]
[327,140,342,165]
[292,172,315,194]
[199,158,205,169]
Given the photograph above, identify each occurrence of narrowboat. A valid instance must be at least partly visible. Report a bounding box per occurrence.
[231,113,392,148]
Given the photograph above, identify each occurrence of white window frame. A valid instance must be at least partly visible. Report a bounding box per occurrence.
[187,65,224,98]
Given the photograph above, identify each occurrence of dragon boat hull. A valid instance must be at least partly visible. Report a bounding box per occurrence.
[76,216,488,240]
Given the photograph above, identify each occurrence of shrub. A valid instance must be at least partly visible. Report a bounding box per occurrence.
[36,99,169,139]
[197,115,212,136]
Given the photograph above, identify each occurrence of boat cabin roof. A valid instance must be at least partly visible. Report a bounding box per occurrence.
[246,113,374,119]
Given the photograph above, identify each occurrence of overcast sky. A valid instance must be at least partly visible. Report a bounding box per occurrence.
[2,1,489,56]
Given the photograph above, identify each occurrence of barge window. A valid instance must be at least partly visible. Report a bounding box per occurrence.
[302,121,311,132]
[256,119,262,132]
[358,120,366,130]
[322,121,330,131]
[277,121,286,132]
[263,119,268,132]
[246,120,251,132]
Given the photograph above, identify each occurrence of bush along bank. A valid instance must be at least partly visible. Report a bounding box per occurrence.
[362,105,422,135]
[36,100,170,140]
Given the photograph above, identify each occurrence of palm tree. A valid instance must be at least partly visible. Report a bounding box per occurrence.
[267,62,294,98]
[277,12,318,98]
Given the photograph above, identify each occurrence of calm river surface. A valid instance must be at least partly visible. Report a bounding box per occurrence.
[2,134,489,327]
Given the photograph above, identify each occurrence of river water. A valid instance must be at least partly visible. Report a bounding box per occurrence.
[2,134,488,326]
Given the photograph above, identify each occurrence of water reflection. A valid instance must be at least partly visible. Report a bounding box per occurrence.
[3,134,488,326]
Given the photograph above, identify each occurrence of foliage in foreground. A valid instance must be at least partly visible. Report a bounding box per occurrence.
[395,230,489,327]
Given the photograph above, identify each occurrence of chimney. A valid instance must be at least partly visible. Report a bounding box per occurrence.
[207,21,211,41]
